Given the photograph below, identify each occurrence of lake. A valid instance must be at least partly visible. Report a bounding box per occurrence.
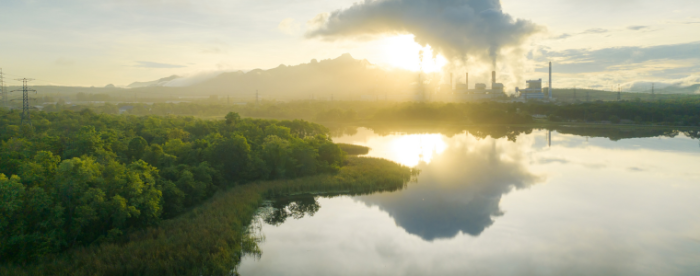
[238,127,700,275]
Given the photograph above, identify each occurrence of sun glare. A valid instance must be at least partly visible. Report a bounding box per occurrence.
[379,35,448,72]
[386,134,448,167]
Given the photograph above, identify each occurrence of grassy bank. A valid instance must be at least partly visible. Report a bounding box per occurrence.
[336,143,371,155]
[1,157,415,276]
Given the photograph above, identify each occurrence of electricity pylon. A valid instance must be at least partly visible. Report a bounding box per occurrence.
[617,84,621,101]
[11,78,37,125]
[0,69,6,104]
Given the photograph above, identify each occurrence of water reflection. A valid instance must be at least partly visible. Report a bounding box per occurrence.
[238,126,700,276]
[357,139,543,240]
[261,195,321,226]
[332,124,700,142]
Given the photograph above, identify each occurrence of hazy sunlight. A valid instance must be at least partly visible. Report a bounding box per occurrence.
[380,35,448,73]
[388,134,447,167]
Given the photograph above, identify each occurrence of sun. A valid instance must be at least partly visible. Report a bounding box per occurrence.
[378,35,448,72]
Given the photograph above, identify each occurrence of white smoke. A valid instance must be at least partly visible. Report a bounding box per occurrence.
[306,0,543,68]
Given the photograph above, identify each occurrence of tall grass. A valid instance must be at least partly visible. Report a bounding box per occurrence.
[336,143,371,155]
[1,157,414,276]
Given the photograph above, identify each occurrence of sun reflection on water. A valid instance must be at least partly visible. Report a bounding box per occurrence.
[383,134,448,167]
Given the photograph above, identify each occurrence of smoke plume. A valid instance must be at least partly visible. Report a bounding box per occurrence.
[306,0,543,68]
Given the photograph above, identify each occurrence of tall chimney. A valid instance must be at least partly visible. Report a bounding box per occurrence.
[466,73,469,90]
[549,62,552,99]
[492,71,496,85]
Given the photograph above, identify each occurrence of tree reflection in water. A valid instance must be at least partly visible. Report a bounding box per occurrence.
[261,195,321,226]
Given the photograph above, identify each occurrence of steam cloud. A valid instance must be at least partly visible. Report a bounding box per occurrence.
[306,0,543,67]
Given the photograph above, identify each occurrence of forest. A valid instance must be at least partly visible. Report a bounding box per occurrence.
[31,97,700,127]
[0,108,346,264]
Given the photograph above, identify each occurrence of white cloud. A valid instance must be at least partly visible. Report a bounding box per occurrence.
[135,61,185,68]
[278,18,300,35]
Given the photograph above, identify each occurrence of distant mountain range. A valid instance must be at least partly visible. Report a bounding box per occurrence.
[4,54,698,102]
[127,75,180,88]
[124,53,419,99]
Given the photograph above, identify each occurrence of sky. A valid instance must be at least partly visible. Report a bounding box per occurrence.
[0,0,699,90]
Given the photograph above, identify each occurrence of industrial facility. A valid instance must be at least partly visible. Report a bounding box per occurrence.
[453,71,507,100]
[516,62,553,101]
[424,61,554,102]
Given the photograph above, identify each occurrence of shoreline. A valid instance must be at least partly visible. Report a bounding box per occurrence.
[2,156,414,276]
[321,120,700,130]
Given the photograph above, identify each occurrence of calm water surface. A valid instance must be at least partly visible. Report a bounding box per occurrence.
[239,127,700,275]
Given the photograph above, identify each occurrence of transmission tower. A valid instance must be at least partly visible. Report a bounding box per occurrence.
[617,84,621,101]
[11,78,37,125]
[652,83,655,100]
[0,69,6,104]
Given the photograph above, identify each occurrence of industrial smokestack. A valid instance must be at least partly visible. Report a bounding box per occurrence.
[549,62,552,100]
[492,71,496,85]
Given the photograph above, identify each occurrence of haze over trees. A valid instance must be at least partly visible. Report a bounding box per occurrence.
[27,96,700,127]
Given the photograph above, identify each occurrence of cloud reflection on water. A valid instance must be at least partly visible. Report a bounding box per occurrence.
[356,138,543,240]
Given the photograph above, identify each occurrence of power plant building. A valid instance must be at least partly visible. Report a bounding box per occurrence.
[516,62,553,101]
[453,71,507,101]
[516,79,546,99]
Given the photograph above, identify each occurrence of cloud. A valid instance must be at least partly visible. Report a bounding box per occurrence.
[135,61,185,68]
[627,25,649,31]
[553,33,572,40]
[306,12,329,30]
[305,0,543,67]
[278,18,300,35]
[552,26,645,41]
[539,157,569,164]
[680,16,700,24]
[581,28,608,34]
[535,41,700,74]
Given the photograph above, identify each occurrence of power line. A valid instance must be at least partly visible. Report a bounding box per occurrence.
[2,72,64,86]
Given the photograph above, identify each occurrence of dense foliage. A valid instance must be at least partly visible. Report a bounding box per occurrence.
[1,157,414,276]
[523,100,700,126]
[17,97,700,127]
[0,109,344,263]
[370,102,533,124]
